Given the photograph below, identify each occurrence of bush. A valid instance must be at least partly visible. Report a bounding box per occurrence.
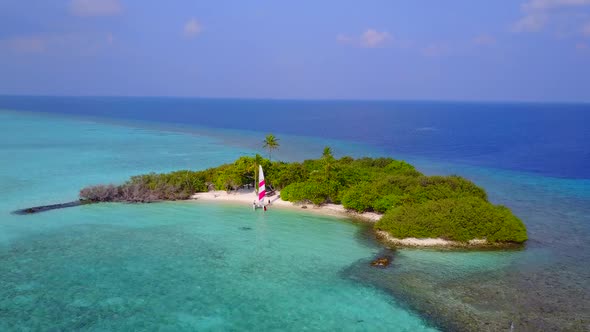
[375,196,527,243]
[383,160,422,176]
[80,182,192,203]
[341,182,374,212]
[269,162,307,189]
[80,184,120,202]
[340,176,412,213]
[402,175,487,204]
[281,179,340,205]
[373,194,404,213]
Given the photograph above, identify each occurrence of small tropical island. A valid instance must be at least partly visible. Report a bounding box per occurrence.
[78,137,527,249]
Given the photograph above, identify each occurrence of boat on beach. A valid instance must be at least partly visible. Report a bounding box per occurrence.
[253,165,267,210]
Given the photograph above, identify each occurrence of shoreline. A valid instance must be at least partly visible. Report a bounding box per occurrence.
[375,230,494,248]
[190,189,382,223]
[190,189,515,249]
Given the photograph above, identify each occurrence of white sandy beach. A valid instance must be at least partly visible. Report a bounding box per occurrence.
[190,189,382,222]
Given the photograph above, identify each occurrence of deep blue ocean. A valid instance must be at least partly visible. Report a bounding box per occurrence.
[0,96,588,331]
[2,96,588,178]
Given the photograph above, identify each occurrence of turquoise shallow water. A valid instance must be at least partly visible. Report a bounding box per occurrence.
[1,203,436,331]
[1,110,589,330]
[0,111,436,331]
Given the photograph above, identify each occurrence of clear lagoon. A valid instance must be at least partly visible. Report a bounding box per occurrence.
[0,98,588,331]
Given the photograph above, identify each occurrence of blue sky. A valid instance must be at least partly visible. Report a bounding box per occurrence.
[1,0,589,102]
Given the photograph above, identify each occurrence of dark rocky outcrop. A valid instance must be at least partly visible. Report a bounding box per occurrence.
[370,256,392,268]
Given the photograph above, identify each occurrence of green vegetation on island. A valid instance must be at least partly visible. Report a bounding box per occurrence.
[80,145,527,245]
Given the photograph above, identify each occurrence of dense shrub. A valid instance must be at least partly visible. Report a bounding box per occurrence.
[341,182,378,212]
[383,160,422,176]
[79,182,191,202]
[375,197,528,243]
[404,175,487,204]
[281,179,340,205]
[373,194,404,213]
[79,185,120,202]
[269,162,307,189]
[340,176,407,212]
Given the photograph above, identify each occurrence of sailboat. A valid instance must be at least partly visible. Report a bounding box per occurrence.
[253,165,267,210]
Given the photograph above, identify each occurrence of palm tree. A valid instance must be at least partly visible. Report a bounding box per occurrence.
[263,134,280,161]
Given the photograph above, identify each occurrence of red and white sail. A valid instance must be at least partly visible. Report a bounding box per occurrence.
[258,165,266,205]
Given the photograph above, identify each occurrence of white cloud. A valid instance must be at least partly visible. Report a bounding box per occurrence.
[360,29,391,48]
[69,0,122,17]
[514,0,590,32]
[337,29,391,48]
[184,18,202,38]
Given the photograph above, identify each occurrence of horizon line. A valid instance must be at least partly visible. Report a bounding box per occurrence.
[0,93,589,105]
